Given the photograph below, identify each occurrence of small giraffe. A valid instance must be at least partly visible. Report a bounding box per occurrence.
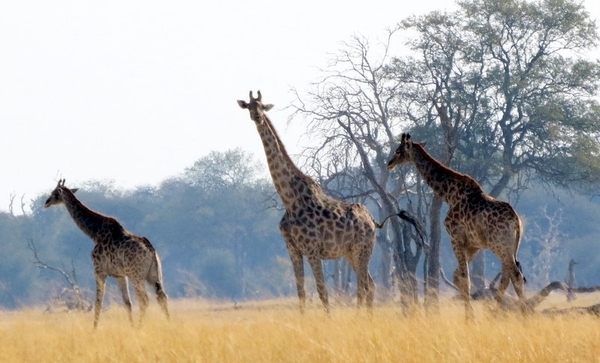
[44,179,169,327]
[387,134,525,318]
[238,91,376,313]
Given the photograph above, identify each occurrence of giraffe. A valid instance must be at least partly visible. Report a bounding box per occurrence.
[238,90,376,313]
[387,133,526,318]
[44,179,169,327]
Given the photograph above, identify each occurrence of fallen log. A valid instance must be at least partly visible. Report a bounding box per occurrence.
[542,303,600,317]
[469,273,568,312]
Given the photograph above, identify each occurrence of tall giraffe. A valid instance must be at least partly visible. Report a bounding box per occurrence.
[44,179,169,327]
[238,91,376,313]
[387,133,525,318]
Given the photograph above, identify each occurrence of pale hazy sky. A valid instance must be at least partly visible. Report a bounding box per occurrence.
[1,0,599,213]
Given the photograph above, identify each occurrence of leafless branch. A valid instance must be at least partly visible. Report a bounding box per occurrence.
[27,238,78,288]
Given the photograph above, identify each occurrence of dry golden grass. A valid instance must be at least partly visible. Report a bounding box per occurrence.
[1,294,600,363]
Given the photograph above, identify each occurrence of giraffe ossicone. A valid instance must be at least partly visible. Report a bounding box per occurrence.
[238,90,377,313]
[44,179,169,327]
[387,133,526,318]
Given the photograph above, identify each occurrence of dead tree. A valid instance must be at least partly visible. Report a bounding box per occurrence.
[8,193,15,216]
[541,285,600,316]
[441,270,567,313]
[567,259,577,301]
[542,303,600,317]
[540,259,600,316]
[27,239,91,313]
[289,33,426,308]
[473,273,567,313]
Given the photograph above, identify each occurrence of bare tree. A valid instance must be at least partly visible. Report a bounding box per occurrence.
[27,239,90,312]
[388,0,600,293]
[526,207,564,285]
[8,193,15,216]
[20,194,28,215]
[290,32,428,308]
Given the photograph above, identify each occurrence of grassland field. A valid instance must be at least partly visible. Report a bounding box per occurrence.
[1,292,600,363]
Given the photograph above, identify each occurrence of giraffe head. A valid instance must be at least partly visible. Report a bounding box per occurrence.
[387,133,416,170]
[44,179,79,208]
[237,90,274,124]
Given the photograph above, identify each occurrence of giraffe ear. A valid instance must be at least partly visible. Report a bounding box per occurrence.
[70,188,79,194]
[237,100,249,109]
[263,104,274,111]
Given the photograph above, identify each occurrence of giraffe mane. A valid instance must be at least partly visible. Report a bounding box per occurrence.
[412,142,483,192]
[262,113,318,186]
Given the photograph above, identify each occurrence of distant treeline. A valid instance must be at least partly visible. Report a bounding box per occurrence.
[0,149,599,309]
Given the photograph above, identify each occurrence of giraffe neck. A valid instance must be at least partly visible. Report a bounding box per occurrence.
[411,143,482,206]
[257,114,321,209]
[60,190,123,242]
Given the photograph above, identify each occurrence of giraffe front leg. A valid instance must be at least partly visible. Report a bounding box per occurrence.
[93,274,107,328]
[132,279,149,326]
[308,256,330,314]
[452,257,473,320]
[453,265,473,319]
[450,239,476,320]
[116,277,133,325]
[288,250,306,313]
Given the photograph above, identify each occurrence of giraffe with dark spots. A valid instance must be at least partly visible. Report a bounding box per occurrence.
[44,179,169,327]
[238,91,377,313]
[387,134,526,318]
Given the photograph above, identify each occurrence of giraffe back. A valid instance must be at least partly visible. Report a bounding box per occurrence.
[444,189,522,254]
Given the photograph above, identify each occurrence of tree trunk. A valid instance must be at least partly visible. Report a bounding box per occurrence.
[424,195,442,312]
[377,235,394,300]
[403,222,421,305]
[470,252,486,291]
[567,259,577,302]
[332,259,343,293]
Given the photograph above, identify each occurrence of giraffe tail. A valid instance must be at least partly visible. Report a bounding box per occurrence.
[142,237,164,286]
[151,251,165,286]
[150,249,170,319]
[514,216,527,284]
[375,211,427,239]
[516,260,527,284]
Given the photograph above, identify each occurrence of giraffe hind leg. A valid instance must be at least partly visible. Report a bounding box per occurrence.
[366,273,375,309]
[356,271,375,310]
[117,277,134,325]
[516,260,527,283]
[146,259,170,320]
[154,281,170,320]
[132,280,150,326]
[495,270,511,305]
[347,254,374,311]
[510,263,527,313]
